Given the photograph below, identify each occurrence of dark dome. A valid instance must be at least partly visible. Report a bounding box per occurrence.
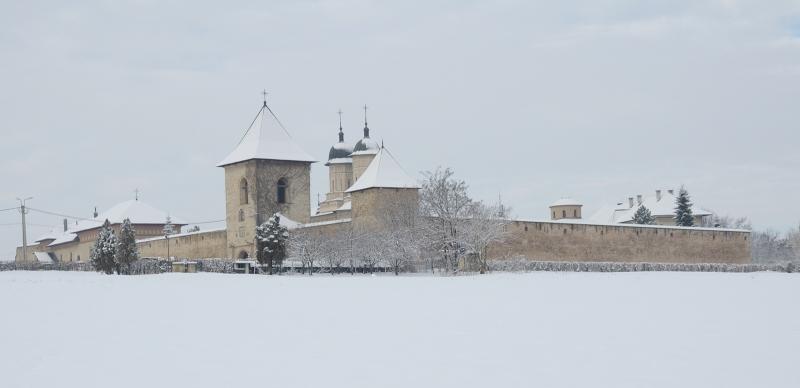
[353,136,379,153]
[328,141,354,161]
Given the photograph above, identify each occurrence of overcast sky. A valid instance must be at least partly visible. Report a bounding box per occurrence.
[1,0,799,259]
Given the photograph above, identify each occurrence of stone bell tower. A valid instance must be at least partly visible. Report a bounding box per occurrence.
[217,98,316,259]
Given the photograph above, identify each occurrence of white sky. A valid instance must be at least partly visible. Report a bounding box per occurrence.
[1,0,799,259]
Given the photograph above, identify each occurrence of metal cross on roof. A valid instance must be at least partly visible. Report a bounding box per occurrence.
[262,89,268,105]
[134,188,139,201]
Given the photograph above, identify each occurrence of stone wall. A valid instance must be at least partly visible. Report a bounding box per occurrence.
[137,229,228,259]
[350,187,419,232]
[489,220,750,264]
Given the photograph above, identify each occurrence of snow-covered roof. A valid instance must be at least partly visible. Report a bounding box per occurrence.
[275,212,302,230]
[35,229,63,242]
[336,200,352,211]
[550,198,582,207]
[217,103,317,167]
[352,137,379,155]
[326,157,353,165]
[345,147,419,193]
[48,233,78,247]
[33,252,54,264]
[587,191,712,224]
[44,199,184,246]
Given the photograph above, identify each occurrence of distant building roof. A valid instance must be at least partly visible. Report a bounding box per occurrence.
[346,147,419,193]
[217,102,317,167]
[550,198,582,207]
[46,199,185,247]
[587,190,712,224]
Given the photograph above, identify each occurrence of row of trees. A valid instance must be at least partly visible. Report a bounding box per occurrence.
[90,218,139,274]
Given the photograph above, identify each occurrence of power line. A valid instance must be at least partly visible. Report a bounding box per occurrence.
[26,207,103,224]
[0,207,20,212]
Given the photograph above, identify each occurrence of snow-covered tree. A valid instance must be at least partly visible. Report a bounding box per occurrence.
[674,186,695,227]
[90,219,117,275]
[115,218,138,274]
[419,167,473,273]
[287,228,326,275]
[460,201,511,274]
[255,214,288,274]
[701,212,752,229]
[632,206,657,225]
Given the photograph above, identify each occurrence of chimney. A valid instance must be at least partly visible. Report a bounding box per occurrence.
[93,207,98,218]
[656,190,662,201]
[63,218,68,232]
[636,195,643,205]
[628,197,634,208]
[667,189,674,195]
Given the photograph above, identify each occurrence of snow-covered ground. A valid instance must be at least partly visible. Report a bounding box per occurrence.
[1,271,798,388]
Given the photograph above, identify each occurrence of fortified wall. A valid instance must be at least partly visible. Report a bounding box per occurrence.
[137,229,228,259]
[489,220,751,264]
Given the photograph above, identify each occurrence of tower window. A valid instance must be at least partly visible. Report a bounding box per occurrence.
[553,211,556,218]
[238,209,245,222]
[573,209,577,217]
[277,178,288,204]
[562,210,566,218]
[239,178,249,205]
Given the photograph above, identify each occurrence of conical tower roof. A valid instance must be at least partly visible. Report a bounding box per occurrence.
[346,146,419,193]
[217,103,317,167]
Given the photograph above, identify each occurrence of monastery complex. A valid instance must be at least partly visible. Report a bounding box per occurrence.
[16,101,751,265]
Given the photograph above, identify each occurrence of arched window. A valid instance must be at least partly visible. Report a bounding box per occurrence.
[562,210,566,218]
[239,178,249,205]
[573,209,577,217]
[277,178,288,204]
[238,209,245,222]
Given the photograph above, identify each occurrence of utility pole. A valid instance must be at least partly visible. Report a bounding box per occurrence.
[16,197,33,262]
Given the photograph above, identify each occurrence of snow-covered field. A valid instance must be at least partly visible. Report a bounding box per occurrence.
[1,271,798,388]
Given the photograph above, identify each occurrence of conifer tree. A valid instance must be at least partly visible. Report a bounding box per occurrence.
[632,205,657,225]
[255,214,288,274]
[90,219,118,274]
[115,218,138,274]
[674,186,695,227]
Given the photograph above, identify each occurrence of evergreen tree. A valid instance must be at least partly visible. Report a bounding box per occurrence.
[632,205,657,225]
[255,214,288,274]
[90,219,118,274]
[115,218,138,274]
[674,186,695,227]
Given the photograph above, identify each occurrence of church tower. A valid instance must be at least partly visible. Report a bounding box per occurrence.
[346,145,419,232]
[217,98,316,259]
[316,110,353,214]
[351,105,380,183]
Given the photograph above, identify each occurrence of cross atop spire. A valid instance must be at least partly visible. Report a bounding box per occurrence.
[363,104,368,127]
[337,109,344,142]
[134,188,140,201]
[261,89,268,106]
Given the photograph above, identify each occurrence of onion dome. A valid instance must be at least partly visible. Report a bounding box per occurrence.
[352,122,379,155]
[327,112,354,165]
[328,129,354,164]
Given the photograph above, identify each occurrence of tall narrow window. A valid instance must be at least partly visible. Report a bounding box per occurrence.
[573,209,577,217]
[239,178,249,205]
[238,209,245,222]
[562,210,566,218]
[277,178,288,204]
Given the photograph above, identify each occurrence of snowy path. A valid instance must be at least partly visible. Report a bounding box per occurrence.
[1,271,798,388]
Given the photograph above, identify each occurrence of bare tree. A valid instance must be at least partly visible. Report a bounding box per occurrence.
[287,227,326,275]
[322,232,348,274]
[460,201,511,274]
[701,212,752,230]
[418,167,473,273]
